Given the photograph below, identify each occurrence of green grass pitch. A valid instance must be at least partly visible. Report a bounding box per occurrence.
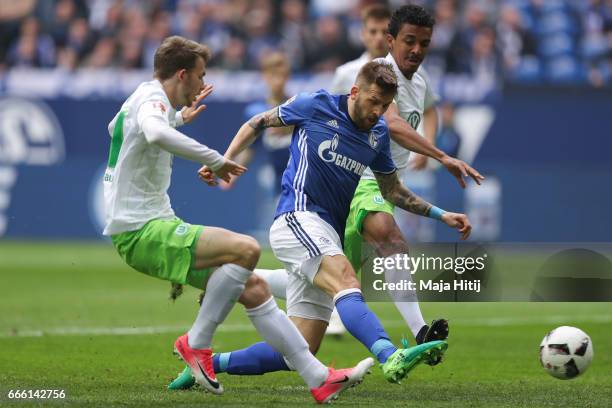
[1,242,611,407]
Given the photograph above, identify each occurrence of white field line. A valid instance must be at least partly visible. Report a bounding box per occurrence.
[2,314,611,338]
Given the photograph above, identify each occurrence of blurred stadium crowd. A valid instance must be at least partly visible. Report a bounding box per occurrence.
[0,0,611,86]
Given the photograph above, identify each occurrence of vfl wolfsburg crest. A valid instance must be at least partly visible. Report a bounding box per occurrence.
[368,132,378,148]
[373,195,384,204]
[175,223,189,236]
[406,111,421,130]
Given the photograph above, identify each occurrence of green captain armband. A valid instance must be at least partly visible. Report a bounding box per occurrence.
[428,206,446,221]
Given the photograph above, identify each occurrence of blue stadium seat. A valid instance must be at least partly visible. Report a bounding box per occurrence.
[539,34,575,58]
[540,0,570,13]
[510,56,542,83]
[581,37,609,60]
[536,12,577,36]
[545,56,587,83]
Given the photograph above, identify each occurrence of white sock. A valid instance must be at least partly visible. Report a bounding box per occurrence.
[394,301,427,337]
[188,263,251,349]
[384,259,426,337]
[253,268,288,300]
[246,297,328,388]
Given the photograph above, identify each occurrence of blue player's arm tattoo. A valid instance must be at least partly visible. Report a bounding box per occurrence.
[373,171,432,217]
[247,107,285,138]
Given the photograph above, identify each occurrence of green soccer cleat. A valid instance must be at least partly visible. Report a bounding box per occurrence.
[380,339,448,384]
[167,365,196,390]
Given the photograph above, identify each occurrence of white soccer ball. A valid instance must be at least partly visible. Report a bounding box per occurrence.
[539,326,593,379]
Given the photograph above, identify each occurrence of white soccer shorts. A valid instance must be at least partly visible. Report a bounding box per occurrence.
[269,211,344,322]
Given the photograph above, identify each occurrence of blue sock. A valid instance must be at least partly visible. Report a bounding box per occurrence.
[212,342,290,375]
[335,291,397,363]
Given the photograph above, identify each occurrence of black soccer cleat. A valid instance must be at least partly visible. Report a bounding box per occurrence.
[415,319,449,366]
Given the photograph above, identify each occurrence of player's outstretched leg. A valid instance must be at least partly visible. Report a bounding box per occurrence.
[169,341,293,390]
[315,255,447,383]
[380,339,447,383]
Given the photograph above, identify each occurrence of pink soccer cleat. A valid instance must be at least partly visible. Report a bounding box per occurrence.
[173,333,223,395]
[310,357,374,404]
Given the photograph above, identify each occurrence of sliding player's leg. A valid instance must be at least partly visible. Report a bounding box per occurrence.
[174,226,373,401]
[170,317,325,388]
[266,211,446,384]
[314,253,446,383]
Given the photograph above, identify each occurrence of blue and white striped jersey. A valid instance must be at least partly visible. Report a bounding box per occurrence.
[275,89,396,239]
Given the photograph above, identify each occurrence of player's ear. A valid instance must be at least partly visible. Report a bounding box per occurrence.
[177,68,187,80]
[349,85,359,100]
[386,33,394,51]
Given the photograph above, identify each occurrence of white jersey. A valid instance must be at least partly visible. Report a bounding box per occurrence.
[102,79,223,235]
[330,52,371,94]
[358,54,437,179]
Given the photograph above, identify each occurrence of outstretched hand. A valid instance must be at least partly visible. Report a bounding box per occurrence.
[440,156,485,189]
[181,84,214,124]
[441,212,472,240]
[198,159,246,187]
[198,165,216,185]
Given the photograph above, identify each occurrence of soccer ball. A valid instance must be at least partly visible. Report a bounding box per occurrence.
[539,326,593,379]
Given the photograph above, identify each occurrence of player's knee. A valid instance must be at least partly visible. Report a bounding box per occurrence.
[340,275,361,291]
[239,274,271,308]
[234,236,261,269]
[333,260,361,292]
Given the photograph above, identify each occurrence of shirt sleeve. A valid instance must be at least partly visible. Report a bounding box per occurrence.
[137,102,225,170]
[370,129,397,174]
[277,92,316,126]
[329,67,345,94]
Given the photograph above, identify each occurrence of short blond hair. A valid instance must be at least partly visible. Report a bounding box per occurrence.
[154,36,211,80]
[260,51,290,73]
[361,4,391,23]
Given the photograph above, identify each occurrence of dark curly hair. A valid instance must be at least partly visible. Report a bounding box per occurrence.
[388,5,435,38]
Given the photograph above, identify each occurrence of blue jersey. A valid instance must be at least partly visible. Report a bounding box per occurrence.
[275,89,396,240]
